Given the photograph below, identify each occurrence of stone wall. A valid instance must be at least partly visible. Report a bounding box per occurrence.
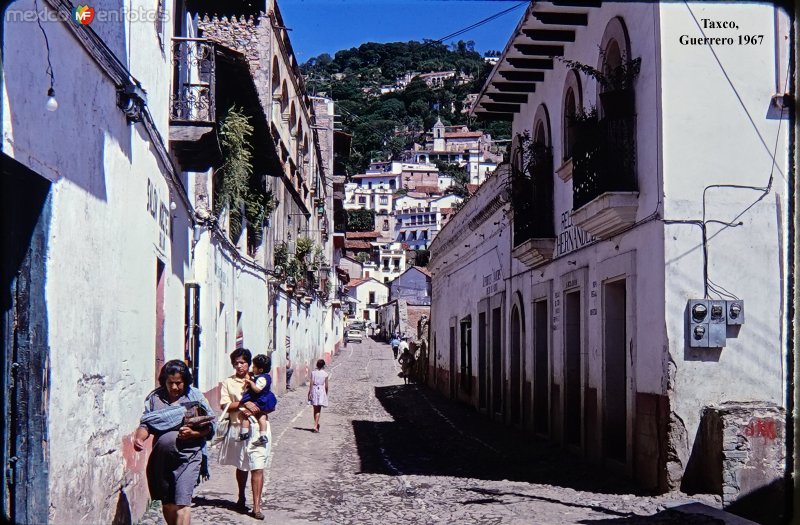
[682,402,785,524]
[197,14,272,117]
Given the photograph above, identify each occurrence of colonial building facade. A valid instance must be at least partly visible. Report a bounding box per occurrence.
[429,0,791,504]
[0,0,339,522]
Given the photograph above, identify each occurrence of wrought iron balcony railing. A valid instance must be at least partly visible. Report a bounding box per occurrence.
[572,115,637,210]
[171,38,216,124]
[511,142,555,248]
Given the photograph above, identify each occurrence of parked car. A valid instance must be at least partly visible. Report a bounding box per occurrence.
[345,327,364,343]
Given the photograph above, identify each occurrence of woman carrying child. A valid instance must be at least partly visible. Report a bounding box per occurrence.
[219,348,271,520]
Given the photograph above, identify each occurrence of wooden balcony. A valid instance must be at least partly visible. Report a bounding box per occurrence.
[169,38,221,171]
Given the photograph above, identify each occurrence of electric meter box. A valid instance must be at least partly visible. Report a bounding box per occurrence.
[708,300,727,348]
[689,299,710,348]
[688,299,743,348]
[726,300,744,325]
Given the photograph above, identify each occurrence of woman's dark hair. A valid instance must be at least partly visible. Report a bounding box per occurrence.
[158,359,193,391]
[316,359,326,369]
[230,348,252,366]
[253,354,271,371]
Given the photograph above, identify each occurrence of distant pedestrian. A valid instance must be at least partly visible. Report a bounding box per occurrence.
[285,352,294,390]
[237,354,276,445]
[398,345,415,385]
[398,336,409,356]
[218,348,270,520]
[133,360,215,525]
[307,359,329,432]
[390,335,401,360]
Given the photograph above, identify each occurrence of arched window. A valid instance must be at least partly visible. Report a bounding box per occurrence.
[602,40,623,90]
[289,103,297,140]
[534,120,547,146]
[271,56,280,96]
[562,69,582,162]
[513,104,554,247]
[280,80,289,116]
[596,17,635,117]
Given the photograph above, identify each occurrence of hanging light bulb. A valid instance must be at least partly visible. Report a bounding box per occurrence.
[46,87,58,112]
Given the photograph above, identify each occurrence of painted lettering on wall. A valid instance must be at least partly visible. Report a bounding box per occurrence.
[483,269,502,296]
[147,178,171,253]
[743,418,777,440]
[556,211,595,257]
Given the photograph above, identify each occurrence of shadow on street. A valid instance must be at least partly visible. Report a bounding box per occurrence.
[351,384,652,496]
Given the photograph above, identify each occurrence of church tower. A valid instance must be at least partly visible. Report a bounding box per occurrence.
[432,117,445,151]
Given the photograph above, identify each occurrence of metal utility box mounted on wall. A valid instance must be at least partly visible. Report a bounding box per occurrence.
[688,299,744,348]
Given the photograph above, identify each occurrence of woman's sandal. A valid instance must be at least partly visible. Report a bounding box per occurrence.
[252,510,265,520]
[234,497,247,513]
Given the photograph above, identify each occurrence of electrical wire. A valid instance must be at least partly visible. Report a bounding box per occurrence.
[661,2,792,300]
[429,1,529,46]
[33,0,54,90]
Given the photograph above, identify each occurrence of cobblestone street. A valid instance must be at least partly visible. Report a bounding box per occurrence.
[138,338,729,525]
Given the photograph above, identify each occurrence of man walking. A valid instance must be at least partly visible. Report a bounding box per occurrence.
[390,334,401,360]
[398,336,409,357]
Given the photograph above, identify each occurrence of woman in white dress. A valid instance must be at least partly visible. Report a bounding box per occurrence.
[218,348,271,520]
[307,359,329,432]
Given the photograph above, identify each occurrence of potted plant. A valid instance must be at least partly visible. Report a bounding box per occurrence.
[558,49,641,117]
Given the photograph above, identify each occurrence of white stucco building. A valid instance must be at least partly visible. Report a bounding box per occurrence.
[373,241,408,283]
[430,0,791,502]
[345,278,389,324]
[0,0,338,522]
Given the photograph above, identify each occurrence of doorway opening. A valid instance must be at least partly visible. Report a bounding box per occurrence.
[603,280,627,462]
[478,311,487,410]
[184,284,201,387]
[509,305,523,426]
[1,155,51,523]
[564,290,582,446]
[459,316,472,395]
[449,325,456,398]
[533,299,549,434]
[155,259,166,382]
[491,307,502,415]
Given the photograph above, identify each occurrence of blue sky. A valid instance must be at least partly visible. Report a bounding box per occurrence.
[278,0,525,63]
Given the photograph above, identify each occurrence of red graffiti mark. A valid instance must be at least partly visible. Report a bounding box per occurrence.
[743,418,777,440]
[121,432,150,473]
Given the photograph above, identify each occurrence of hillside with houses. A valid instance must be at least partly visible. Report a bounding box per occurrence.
[304,41,510,334]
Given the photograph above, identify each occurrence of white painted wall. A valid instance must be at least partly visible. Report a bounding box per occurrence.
[432,0,789,488]
[347,279,389,323]
[192,234,269,394]
[659,2,788,438]
[2,0,194,521]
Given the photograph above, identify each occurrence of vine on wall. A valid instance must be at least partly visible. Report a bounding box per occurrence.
[214,105,276,247]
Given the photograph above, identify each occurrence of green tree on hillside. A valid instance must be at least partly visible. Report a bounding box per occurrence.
[301,40,494,175]
[347,209,376,232]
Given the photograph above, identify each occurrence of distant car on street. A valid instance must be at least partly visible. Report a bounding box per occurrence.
[347,321,366,331]
[345,327,364,343]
